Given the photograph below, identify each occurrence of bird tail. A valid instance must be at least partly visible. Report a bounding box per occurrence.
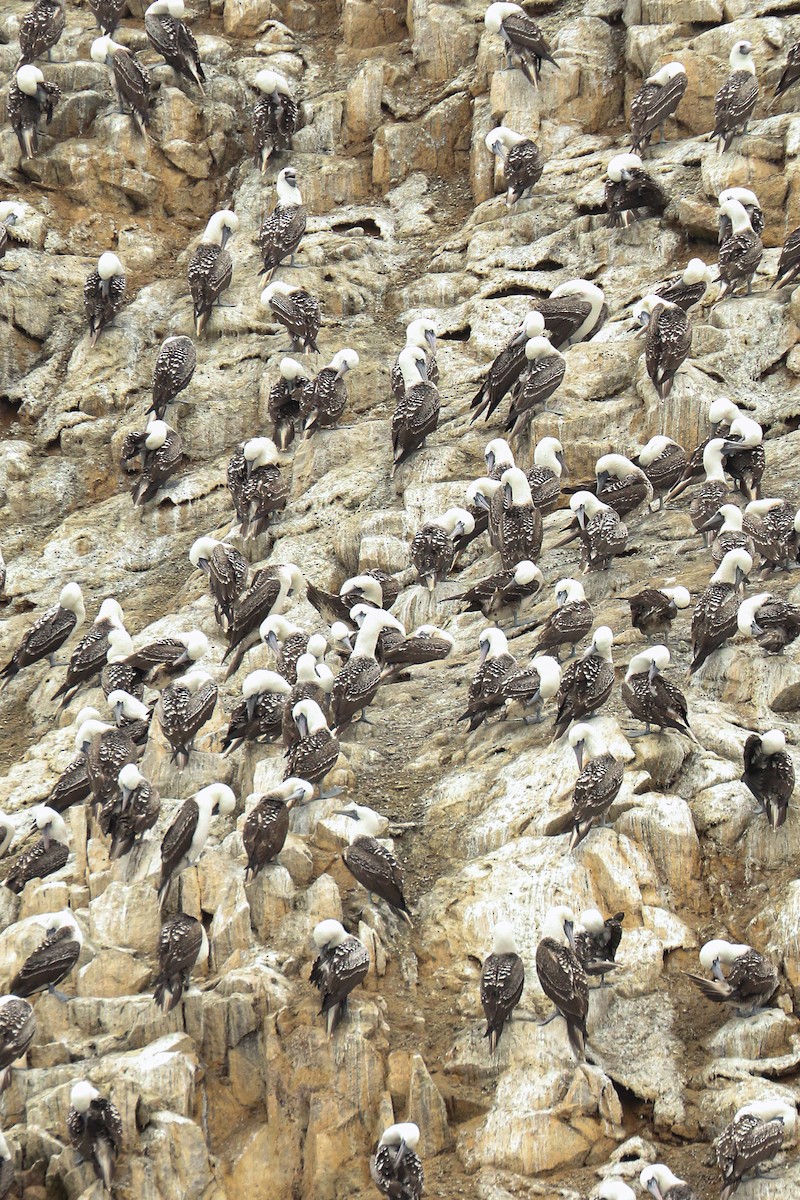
[21,127,36,159]
[485,1022,501,1054]
[0,1066,12,1093]
[96,1138,115,1191]
[567,1016,586,1060]
[684,972,732,1001]
[153,977,180,1012]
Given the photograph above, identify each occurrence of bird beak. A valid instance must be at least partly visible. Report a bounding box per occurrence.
[711,957,725,981]
[556,452,567,475]
[751,620,764,636]
[510,327,528,347]
[699,511,724,533]
[197,556,210,575]
[479,641,490,665]
[564,920,575,949]
[503,483,512,503]
[472,493,490,513]
[645,1181,663,1200]
[575,505,587,529]
[266,630,279,653]
[455,521,466,536]
[246,459,254,479]
[573,741,585,770]
[296,714,308,737]
[393,1141,408,1171]
[100,277,111,297]
[735,567,748,591]
[596,471,608,493]
[220,226,232,250]
[556,591,567,606]
[485,451,495,472]
[425,330,436,352]
[121,784,132,805]
[334,808,359,820]
[648,660,659,682]
[114,701,124,725]
[336,363,349,379]
[245,695,257,721]
[42,828,51,851]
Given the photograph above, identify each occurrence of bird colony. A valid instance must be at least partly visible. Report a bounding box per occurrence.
[1,0,800,1197]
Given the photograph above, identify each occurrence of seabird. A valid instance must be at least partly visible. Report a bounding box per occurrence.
[189,536,247,629]
[484,3,558,89]
[527,436,565,512]
[252,69,298,171]
[634,436,688,503]
[391,345,441,475]
[690,548,752,673]
[604,153,668,227]
[337,805,411,922]
[565,492,628,572]
[390,318,438,400]
[157,783,235,906]
[0,997,35,1091]
[100,631,145,700]
[7,65,60,159]
[627,584,689,639]
[641,1164,698,1200]
[349,603,404,663]
[109,763,160,859]
[330,609,404,732]
[776,40,800,98]
[76,716,139,810]
[470,312,546,423]
[552,625,615,739]
[505,336,566,437]
[261,615,321,683]
[243,779,312,881]
[704,504,755,566]
[269,357,310,449]
[450,561,544,622]
[150,335,196,420]
[535,905,588,1059]
[144,0,204,90]
[261,280,320,354]
[738,591,800,655]
[741,729,794,829]
[222,669,292,753]
[285,698,340,791]
[83,251,126,347]
[689,439,730,541]
[594,1183,636,1200]
[1,583,85,687]
[718,187,765,243]
[485,125,543,206]
[89,0,127,35]
[711,40,759,153]
[595,454,653,517]
[633,294,690,399]
[652,259,713,313]
[500,652,561,725]
[493,467,542,566]
[156,669,218,768]
[282,652,334,745]
[222,563,304,678]
[566,722,623,848]
[629,61,687,155]
[744,498,795,570]
[0,202,25,277]
[121,419,182,506]
[259,166,307,280]
[300,349,359,437]
[685,939,778,1016]
[9,910,82,1000]
[15,0,65,68]
[458,626,516,730]
[532,578,593,659]
[774,224,800,289]
[532,279,607,349]
[574,908,624,977]
[381,625,455,674]
[411,507,475,590]
[52,597,125,704]
[67,1081,123,1192]
[187,209,238,337]
[717,199,763,297]
[622,645,695,738]
[667,397,741,499]
[464,476,502,548]
[310,919,370,1036]
[227,436,287,540]
[152,914,208,1011]
[716,1099,796,1200]
[49,749,92,815]
[480,921,524,1052]
[371,1123,424,1200]
[0,1131,13,1199]
[90,36,151,136]
[120,628,208,682]
[720,415,764,500]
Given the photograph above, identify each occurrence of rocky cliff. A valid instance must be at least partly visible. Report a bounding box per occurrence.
[1,0,800,1197]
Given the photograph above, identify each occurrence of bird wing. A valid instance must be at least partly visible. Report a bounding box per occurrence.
[160,799,199,867]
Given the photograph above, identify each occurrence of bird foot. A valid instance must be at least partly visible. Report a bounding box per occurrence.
[537,1009,560,1028]
[48,984,70,1003]
[317,786,344,800]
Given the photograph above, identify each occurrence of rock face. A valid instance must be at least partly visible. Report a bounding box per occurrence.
[1,0,800,1198]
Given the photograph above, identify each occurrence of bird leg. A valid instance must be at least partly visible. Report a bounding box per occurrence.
[47,984,70,1003]
[625,723,652,738]
[537,1008,560,1027]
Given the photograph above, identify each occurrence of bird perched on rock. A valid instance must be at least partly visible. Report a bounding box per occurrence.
[330,609,404,732]
[740,729,794,830]
[717,199,763,297]
[227,436,288,540]
[499,652,561,725]
[690,549,751,673]
[149,335,197,419]
[261,280,321,354]
[744,498,796,571]
[566,722,623,848]
[450,560,544,624]
[651,259,713,313]
[301,349,359,438]
[0,996,35,1091]
[243,779,312,880]
[222,669,291,753]
[720,415,764,501]
[633,294,691,400]
[564,492,628,573]
[627,584,689,640]
[480,921,525,1052]
[640,1164,698,1200]
[285,699,340,791]
[144,0,204,90]
[259,166,307,280]
[0,202,24,274]
[269,357,311,449]
[89,0,127,35]
[715,1099,796,1200]
[685,939,778,1016]
[337,805,411,922]
[152,913,208,1011]
[188,208,238,337]
[459,626,516,730]
[595,454,653,517]
[552,626,615,739]
[527,436,565,511]
[3,807,69,894]
[484,2,558,89]
[90,36,151,136]
[629,61,687,155]
[622,645,695,740]
[189,536,247,629]
[157,783,236,907]
[1,583,85,687]
[15,0,65,69]
[52,597,125,705]
[109,763,160,859]
[532,578,594,659]
[222,563,304,678]
[156,669,218,768]
[531,280,608,349]
[84,252,126,347]
[704,505,754,566]
[535,905,588,1059]
[121,419,182,506]
[310,919,369,1036]
[718,187,764,243]
[775,41,800,98]
[67,1081,122,1192]
[604,154,668,227]
[492,467,542,566]
[711,40,759,154]
[484,125,543,206]
[252,69,298,171]
[371,1123,424,1200]
[574,908,624,978]
[635,436,689,505]
[10,910,83,999]
[505,336,566,437]
[390,317,438,400]
[411,507,474,591]
[737,593,800,655]
[391,345,441,475]
[774,224,800,289]
[470,311,546,424]
[7,65,60,159]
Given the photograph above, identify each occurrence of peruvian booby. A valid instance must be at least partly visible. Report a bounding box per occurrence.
[634,436,688,503]
[574,908,624,976]
[652,259,713,313]
[337,805,411,922]
[532,578,593,659]
[450,561,544,622]
[349,602,405,664]
[464,476,502,547]
[532,280,607,350]
[222,563,304,678]
[718,188,765,243]
[243,779,312,880]
[222,669,292,753]
[285,698,340,790]
[152,914,208,1011]
[227,436,288,540]
[629,62,687,155]
[774,225,800,289]
[259,166,307,280]
[187,209,238,337]
[305,570,394,626]
[252,69,298,171]
[391,345,441,475]
[10,911,82,999]
[459,626,516,730]
[720,416,764,500]
[145,0,204,90]
[3,808,69,895]
[716,1099,796,1200]
[262,280,320,354]
[633,294,690,399]
[67,1081,123,1192]
[411,507,475,590]
[381,625,455,673]
[16,0,65,68]
[744,498,795,570]
[499,652,561,724]
[485,125,543,206]
[110,763,160,859]
[76,717,139,810]
[269,357,310,449]
[52,597,125,704]
[627,584,689,639]
[527,436,565,511]
[553,626,615,739]
[470,311,545,423]
[595,454,653,517]
[594,1182,636,1200]
[0,1131,13,1199]
[741,729,794,829]
[0,203,25,278]
[1,583,85,687]
[685,939,778,1015]
[705,505,755,566]
[717,199,763,297]
[566,722,623,848]
[90,36,151,135]
[711,40,759,153]
[189,536,248,628]
[156,669,217,768]
[300,349,359,437]
[505,336,565,437]
[480,921,524,1052]
[7,65,61,159]
[776,41,800,98]
[604,153,668,227]
[390,317,438,400]
[330,609,404,732]
[261,614,320,683]
[122,629,208,683]
[121,419,182,506]
[89,0,127,35]
[282,652,333,745]
[535,905,588,1059]
[690,548,752,673]
[84,252,126,347]
[493,467,542,566]
[371,1123,424,1200]
[157,783,236,906]
[689,439,729,540]
[49,749,91,814]
[310,919,370,1036]
[100,632,145,700]
[565,492,628,572]
[622,645,695,739]
[668,397,740,499]
[150,335,197,420]
[0,997,36,1091]
[738,592,800,655]
[484,3,558,89]
[641,1164,698,1200]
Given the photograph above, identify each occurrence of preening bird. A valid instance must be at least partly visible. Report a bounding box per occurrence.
[595,454,652,517]
[67,1081,123,1192]
[309,919,370,1036]
[633,294,691,400]
[459,626,516,730]
[0,996,36,1091]
[7,65,61,159]
[411,507,475,591]
[1,583,85,687]
[300,349,359,437]
[685,939,779,1016]
[737,592,800,655]
[90,36,151,136]
[627,584,689,640]
[740,729,794,830]
[449,560,544,623]
[157,783,236,907]
[221,669,291,753]
[252,69,298,171]
[156,669,218,768]
[189,536,248,628]
[187,209,239,337]
[121,419,183,506]
[604,154,668,227]
[481,921,525,1052]
[484,125,544,206]
[259,166,307,279]
[622,645,695,739]
[84,252,126,347]
[629,62,687,155]
[144,0,205,91]
[640,1164,698,1200]
[531,578,593,659]
[715,1099,796,1200]
[150,335,197,419]
[109,763,160,859]
[484,3,558,89]
[261,280,321,354]
[717,199,763,298]
[718,187,764,243]
[9,910,83,999]
[285,698,340,790]
[566,722,623,848]
[743,498,796,570]
[152,914,208,1011]
[227,436,288,540]
[243,779,313,880]
[711,40,759,154]
[535,905,588,1059]
[690,548,752,673]
[269,357,311,448]
[531,279,607,349]
[370,1123,424,1200]
[574,908,623,977]
[635,434,689,503]
[552,625,615,739]
[652,259,713,313]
